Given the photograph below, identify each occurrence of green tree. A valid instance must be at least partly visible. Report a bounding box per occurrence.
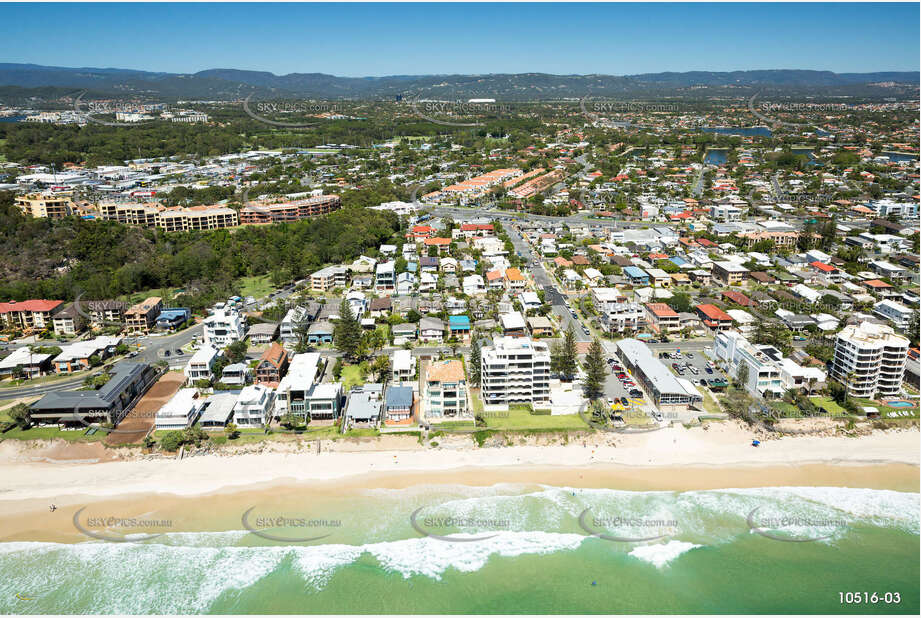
[551,326,578,380]
[582,338,607,400]
[159,431,184,452]
[224,340,248,365]
[734,363,750,390]
[334,299,361,360]
[370,354,391,382]
[293,311,312,353]
[468,337,482,387]
[8,403,31,429]
[666,292,693,314]
[224,422,240,440]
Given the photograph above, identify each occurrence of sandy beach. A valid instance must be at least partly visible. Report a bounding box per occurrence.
[0,421,917,506]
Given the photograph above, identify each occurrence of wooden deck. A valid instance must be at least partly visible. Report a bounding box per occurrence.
[105,372,186,445]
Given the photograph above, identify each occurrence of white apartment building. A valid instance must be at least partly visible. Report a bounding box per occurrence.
[713,331,784,398]
[375,261,395,291]
[873,300,913,331]
[424,359,469,420]
[155,388,204,430]
[232,384,275,427]
[184,345,221,384]
[311,266,349,291]
[592,288,644,333]
[203,302,248,348]
[280,305,310,345]
[779,358,827,393]
[392,348,416,382]
[710,204,743,222]
[831,322,909,399]
[481,337,551,408]
[871,199,918,219]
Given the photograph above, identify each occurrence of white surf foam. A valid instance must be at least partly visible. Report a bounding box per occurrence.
[628,540,702,568]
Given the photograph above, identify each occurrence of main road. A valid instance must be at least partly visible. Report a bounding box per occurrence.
[504,224,592,342]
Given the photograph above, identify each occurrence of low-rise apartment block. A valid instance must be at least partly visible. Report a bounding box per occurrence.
[424,359,469,420]
[0,299,63,332]
[16,192,74,219]
[240,195,342,225]
[311,266,350,291]
[125,297,163,335]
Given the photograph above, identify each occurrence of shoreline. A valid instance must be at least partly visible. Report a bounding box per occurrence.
[2,460,917,545]
[0,423,917,505]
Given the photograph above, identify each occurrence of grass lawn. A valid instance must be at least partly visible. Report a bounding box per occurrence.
[121,287,178,305]
[809,396,846,416]
[1,426,106,442]
[469,389,485,415]
[340,363,367,391]
[237,275,274,299]
[699,391,723,416]
[771,401,801,418]
[484,406,589,431]
[853,398,919,419]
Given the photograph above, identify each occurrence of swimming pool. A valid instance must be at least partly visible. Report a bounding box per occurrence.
[886,400,915,408]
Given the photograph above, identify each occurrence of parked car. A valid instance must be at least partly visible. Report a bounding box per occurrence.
[620,397,629,406]
[705,367,713,374]
[686,352,694,358]
[629,389,643,398]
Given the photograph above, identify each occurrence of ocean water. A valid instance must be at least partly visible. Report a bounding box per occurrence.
[0,485,918,614]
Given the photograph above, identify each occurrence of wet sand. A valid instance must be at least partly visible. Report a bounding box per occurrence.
[1,461,916,544]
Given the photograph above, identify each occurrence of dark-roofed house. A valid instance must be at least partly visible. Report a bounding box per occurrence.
[51,303,85,336]
[392,322,417,341]
[369,296,392,318]
[248,322,279,345]
[345,387,382,427]
[308,321,334,344]
[722,290,757,308]
[749,271,775,284]
[255,343,289,387]
[384,384,414,425]
[29,361,159,426]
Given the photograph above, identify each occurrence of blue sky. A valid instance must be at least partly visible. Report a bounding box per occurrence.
[2,2,918,75]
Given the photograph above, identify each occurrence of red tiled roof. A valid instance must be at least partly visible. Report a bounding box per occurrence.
[0,299,63,314]
[696,303,733,321]
[645,303,678,318]
[810,261,837,273]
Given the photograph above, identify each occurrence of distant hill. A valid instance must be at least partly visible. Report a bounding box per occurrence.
[0,63,916,102]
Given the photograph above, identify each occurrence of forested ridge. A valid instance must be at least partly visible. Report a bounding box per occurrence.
[0,191,402,307]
